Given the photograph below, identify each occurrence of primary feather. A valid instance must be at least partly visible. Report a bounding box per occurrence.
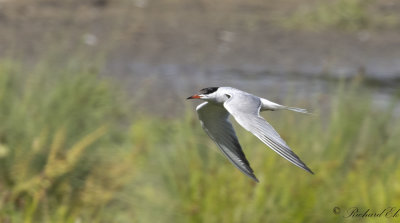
[189,87,313,182]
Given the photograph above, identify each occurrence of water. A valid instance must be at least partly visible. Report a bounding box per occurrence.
[106,61,400,116]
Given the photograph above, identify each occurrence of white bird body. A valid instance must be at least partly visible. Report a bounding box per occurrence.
[187,87,313,182]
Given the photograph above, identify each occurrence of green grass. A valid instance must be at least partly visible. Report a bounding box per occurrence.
[0,60,400,222]
[281,0,399,31]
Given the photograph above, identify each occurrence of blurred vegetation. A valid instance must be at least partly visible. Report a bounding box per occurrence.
[0,60,135,223]
[0,60,400,223]
[282,0,399,31]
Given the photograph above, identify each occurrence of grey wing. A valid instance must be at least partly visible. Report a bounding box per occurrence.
[224,95,314,174]
[196,102,259,182]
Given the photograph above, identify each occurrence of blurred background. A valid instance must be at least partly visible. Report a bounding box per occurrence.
[0,0,400,222]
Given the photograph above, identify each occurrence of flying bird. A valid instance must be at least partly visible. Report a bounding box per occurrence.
[187,87,313,182]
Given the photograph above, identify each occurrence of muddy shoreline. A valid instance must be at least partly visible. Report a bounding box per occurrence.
[1,0,399,112]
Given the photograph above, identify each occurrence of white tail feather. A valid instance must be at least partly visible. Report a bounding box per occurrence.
[260,98,311,114]
[284,106,311,114]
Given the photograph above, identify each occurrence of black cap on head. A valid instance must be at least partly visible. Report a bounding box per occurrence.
[199,87,219,95]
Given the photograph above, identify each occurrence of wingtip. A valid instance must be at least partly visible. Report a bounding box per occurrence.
[250,175,260,183]
[254,176,260,183]
[245,171,259,183]
[304,166,314,175]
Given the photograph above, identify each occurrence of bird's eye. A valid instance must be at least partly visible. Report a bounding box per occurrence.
[225,94,231,99]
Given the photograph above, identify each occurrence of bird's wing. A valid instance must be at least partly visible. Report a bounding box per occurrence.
[223,94,313,174]
[196,102,259,182]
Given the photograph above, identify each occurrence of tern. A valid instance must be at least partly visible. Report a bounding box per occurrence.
[187,87,313,182]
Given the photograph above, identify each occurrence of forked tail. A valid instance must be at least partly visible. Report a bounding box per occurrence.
[260,98,311,114]
[284,106,311,114]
